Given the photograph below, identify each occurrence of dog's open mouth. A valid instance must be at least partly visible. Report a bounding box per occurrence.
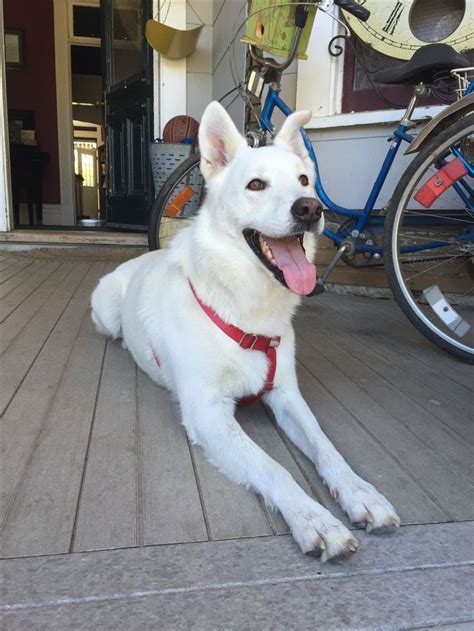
[243,229,317,296]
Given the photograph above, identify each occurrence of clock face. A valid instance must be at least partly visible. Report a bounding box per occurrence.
[343,0,474,60]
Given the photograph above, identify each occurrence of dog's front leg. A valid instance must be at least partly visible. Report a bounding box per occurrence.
[265,388,400,532]
[181,395,358,561]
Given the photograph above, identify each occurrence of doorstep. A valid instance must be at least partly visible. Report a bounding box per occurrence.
[0,230,148,248]
[2,523,473,630]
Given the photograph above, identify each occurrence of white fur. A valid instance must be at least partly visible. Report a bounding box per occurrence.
[91,102,400,560]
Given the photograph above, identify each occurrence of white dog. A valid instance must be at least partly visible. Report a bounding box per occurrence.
[91,102,400,561]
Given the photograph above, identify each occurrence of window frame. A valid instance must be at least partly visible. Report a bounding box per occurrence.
[68,0,101,47]
[296,8,448,129]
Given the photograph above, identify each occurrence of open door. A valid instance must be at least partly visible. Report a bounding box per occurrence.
[102,0,153,229]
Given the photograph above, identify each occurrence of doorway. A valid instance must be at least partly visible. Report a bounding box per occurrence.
[70,5,105,225]
[74,138,100,221]
[2,0,153,232]
[102,0,154,229]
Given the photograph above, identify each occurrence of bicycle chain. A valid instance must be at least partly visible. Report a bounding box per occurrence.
[327,220,472,267]
[338,252,470,269]
[397,252,472,265]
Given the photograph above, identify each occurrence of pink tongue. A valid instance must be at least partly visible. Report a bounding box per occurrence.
[266,237,316,295]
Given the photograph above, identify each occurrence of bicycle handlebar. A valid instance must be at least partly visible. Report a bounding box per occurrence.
[248,1,370,77]
[249,26,304,72]
[333,0,370,22]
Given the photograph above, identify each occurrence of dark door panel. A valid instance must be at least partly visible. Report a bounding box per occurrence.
[102,0,153,229]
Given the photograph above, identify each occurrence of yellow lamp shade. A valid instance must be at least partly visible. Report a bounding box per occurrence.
[145,19,203,59]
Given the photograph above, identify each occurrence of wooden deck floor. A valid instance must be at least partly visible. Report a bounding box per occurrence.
[1,252,473,629]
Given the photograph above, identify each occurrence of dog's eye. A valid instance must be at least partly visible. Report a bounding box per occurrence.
[247,178,267,191]
[299,174,309,186]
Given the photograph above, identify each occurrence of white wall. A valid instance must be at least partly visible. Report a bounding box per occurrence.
[158,0,187,136]
[211,0,246,130]
[181,0,246,129]
[307,124,415,209]
[185,1,213,122]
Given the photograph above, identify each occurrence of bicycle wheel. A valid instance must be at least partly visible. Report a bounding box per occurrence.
[384,114,474,363]
[148,153,204,250]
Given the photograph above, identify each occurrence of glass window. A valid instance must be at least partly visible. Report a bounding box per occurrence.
[73,5,101,39]
[71,45,102,76]
[111,0,144,86]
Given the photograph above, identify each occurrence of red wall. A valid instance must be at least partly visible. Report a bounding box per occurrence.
[5,0,60,204]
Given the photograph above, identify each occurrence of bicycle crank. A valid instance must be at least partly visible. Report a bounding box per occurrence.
[338,220,384,268]
[313,241,352,295]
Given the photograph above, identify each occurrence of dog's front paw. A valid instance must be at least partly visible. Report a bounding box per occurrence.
[332,477,400,533]
[290,504,358,562]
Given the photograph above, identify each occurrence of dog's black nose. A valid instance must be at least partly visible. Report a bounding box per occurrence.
[291,197,323,229]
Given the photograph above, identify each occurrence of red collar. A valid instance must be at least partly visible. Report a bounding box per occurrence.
[189,281,280,404]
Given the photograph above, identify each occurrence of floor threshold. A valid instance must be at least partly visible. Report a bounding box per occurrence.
[0,230,147,248]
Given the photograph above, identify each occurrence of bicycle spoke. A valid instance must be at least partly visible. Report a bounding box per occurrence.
[402,210,474,225]
[384,115,474,361]
[403,251,470,282]
[397,231,460,244]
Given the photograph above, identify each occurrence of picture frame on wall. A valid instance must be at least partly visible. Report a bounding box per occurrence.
[5,29,25,69]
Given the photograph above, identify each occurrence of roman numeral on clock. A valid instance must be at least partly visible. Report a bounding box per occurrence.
[383,1,404,35]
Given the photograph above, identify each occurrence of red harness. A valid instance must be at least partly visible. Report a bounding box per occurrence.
[189,281,280,405]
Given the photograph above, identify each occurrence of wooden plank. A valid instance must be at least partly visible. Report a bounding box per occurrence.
[0,264,73,353]
[0,263,89,415]
[71,339,140,552]
[298,302,473,440]
[318,292,474,391]
[324,291,474,385]
[0,314,107,558]
[0,260,62,323]
[0,257,19,271]
[1,263,107,535]
[0,261,42,300]
[294,332,474,521]
[137,369,208,545]
[3,562,471,629]
[306,291,474,405]
[3,522,472,614]
[0,258,33,284]
[291,360,450,525]
[1,229,147,246]
[189,437,273,541]
[297,314,473,475]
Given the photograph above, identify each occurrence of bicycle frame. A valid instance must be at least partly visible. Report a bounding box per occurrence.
[258,85,474,255]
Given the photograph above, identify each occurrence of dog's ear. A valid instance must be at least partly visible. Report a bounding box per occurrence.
[199,101,247,180]
[274,110,312,162]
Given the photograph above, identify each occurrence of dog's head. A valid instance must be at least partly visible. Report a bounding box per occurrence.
[199,101,323,296]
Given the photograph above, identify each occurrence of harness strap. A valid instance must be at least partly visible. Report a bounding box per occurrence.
[189,281,280,404]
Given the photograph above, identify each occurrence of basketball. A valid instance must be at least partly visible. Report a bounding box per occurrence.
[163,115,199,143]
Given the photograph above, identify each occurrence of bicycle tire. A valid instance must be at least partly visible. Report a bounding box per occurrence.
[384,114,474,364]
[148,153,202,250]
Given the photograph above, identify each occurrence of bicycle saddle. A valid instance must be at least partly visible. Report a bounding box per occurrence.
[373,44,470,86]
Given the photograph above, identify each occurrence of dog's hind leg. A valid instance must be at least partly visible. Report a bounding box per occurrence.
[180,394,358,561]
[264,387,400,533]
[91,273,124,339]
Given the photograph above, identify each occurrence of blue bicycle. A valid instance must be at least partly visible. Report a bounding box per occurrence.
[148,0,474,363]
